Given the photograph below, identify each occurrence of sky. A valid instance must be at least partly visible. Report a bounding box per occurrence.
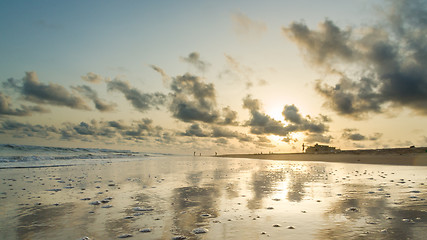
[1,0,427,154]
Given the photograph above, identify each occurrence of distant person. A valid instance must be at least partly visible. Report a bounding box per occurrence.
[194,151,196,156]
[215,152,217,156]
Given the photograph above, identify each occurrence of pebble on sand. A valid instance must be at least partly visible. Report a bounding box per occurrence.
[139,228,152,233]
[133,207,154,212]
[117,233,133,238]
[172,236,187,240]
[192,227,209,234]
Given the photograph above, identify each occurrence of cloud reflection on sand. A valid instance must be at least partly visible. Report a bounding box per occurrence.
[1,157,426,239]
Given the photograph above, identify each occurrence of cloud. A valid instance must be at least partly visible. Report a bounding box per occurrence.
[1,117,175,145]
[243,95,330,142]
[150,65,171,87]
[81,72,106,83]
[231,11,267,40]
[179,123,253,143]
[7,72,91,110]
[283,0,427,118]
[342,128,383,141]
[282,104,328,133]
[342,129,366,141]
[0,92,49,116]
[304,133,332,144]
[220,107,239,125]
[180,123,210,137]
[211,126,252,142]
[221,54,266,89]
[72,85,116,112]
[169,73,219,123]
[0,119,58,138]
[107,78,166,112]
[181,52,210,72]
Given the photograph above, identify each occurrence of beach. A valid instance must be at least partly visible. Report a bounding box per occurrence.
[218,151,427,166]
[1,155,427,239]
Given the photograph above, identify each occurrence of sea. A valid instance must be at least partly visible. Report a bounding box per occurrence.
[0,144,169,169]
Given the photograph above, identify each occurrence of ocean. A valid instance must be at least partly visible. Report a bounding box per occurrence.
[0,144,168,169]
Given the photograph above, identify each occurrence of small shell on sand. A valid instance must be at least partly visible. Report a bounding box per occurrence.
[139,228,152,233]
[80,197,91,201]
[79,237,91,240]
[192,227,209,234]
[101,205,112,208]
[287,226,295,229]
[272,224,281,227]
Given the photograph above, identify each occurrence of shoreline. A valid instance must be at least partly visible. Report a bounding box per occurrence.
[217,152,427,166]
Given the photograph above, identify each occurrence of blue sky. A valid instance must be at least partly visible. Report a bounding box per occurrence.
[1,0,427,154]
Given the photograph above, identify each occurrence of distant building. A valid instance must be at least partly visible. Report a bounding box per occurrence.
[305,143,338,153]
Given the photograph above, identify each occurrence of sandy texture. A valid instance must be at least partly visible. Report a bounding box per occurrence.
[1,156,427,240]
[218,152,427,166]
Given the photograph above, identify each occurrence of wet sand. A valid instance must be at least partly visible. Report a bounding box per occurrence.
[1,156,427,239]
[218,152,427,166]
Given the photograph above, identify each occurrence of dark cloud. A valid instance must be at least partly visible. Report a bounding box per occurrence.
[0,92,49,116]
[342,128,383,142]
[283,0,427,118]
[179,123,252,143]
[20,72,90,110]
[0,120,57,138]
[107,78,166,112]
[1,117,170,144]
[342,129,366,141]
[243,95,330,142]
[72,85,116,112]
[108,120,127,130]
[180,123,209,137]
[255,136,276,148]
[243,95,292,136]
[282,104,328,133]
[180,52,210,72]
[169,73,219,123]
[220,107,239,125]
[211,126,252,142]
[81,72,106,83]
[4,72,90,110]
[283,20,354,68]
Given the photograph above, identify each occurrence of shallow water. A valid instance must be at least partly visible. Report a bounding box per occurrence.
[0,156,426,239]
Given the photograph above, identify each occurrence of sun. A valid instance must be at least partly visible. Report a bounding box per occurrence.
[265,104,285,122]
